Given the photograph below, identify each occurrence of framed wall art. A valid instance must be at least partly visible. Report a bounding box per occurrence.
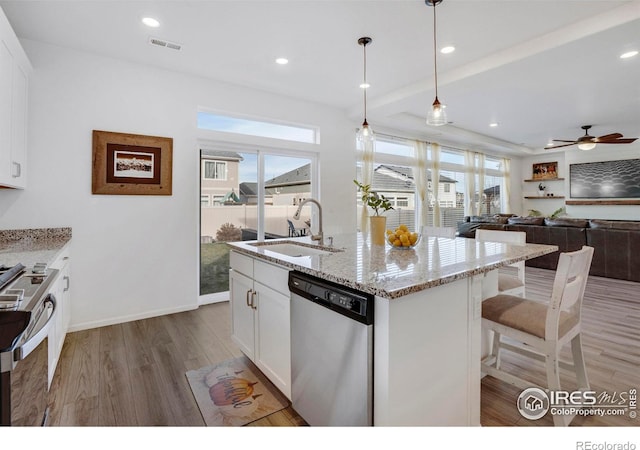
[92,130,173,195]
[532,161,558,180]
[570,159,640,199]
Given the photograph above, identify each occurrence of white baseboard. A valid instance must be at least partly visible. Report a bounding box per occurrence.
[68,303,198,333]
[198,291,229,306]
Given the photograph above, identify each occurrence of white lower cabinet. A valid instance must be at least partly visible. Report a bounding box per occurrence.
[47,245,71,387]
[229,251,291,399]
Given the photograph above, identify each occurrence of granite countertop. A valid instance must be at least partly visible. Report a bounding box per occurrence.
[0,228,72,268]
[228,233,558,299]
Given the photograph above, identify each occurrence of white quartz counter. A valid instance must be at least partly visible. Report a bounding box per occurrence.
[227,232,557,299]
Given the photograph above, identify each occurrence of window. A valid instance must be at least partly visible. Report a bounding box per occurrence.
[212,195,224,206]
[200,195,209,207]
[197,111,318,144]
[396,197,409,207]
[444,184,451,193]
[203,160,227,180]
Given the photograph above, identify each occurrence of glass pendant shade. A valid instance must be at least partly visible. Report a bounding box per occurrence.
[426,97,447,126]
[357,120,375,144]
[577,142,596,151]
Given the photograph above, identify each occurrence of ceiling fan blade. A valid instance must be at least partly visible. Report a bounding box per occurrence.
[551,139,578,143]
[599,138,638,144]
[544,143,576,150]
[594,133,623,142]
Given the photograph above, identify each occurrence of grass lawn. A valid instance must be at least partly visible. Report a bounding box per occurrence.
[200,242,231,295]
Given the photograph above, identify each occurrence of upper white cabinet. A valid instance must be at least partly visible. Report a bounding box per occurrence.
[0,7,31,189]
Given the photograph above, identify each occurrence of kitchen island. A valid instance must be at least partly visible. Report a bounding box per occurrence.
[228,233,557,426]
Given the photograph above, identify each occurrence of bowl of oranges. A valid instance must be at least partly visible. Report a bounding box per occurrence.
[386,224,421,249]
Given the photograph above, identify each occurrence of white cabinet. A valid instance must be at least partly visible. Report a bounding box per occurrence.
[229,251,291,399]
[47,244,71,387]
[0,7,31,189]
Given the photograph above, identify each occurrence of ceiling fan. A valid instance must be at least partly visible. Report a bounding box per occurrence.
[544,125,638,151]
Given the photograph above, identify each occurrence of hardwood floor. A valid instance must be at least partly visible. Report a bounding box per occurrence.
[47,267,639,427]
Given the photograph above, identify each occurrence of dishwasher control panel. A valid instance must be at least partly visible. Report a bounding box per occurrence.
[289,272,373,325]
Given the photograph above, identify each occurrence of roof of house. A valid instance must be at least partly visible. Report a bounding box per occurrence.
[265,163,311,188]
[201,150,244,161]
[239,182,258,197]
[355,165,457,193]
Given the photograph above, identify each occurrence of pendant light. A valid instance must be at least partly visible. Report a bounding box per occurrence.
[357,37,375,144]
[426,0,447,126]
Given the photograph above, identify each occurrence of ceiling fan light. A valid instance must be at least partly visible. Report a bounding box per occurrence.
[426,97,447,126]
[577,142,596,151]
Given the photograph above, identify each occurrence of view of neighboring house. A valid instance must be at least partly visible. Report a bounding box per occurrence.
[200,150,243,207]
[370,164,458,208]
[265,163,311,206]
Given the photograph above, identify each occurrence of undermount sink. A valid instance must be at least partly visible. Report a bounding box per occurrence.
[251,241,338,257]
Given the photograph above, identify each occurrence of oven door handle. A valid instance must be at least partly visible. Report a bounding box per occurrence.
[14,294,57,362]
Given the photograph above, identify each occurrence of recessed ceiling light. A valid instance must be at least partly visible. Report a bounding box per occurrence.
[275,57,289,65]
[440,46,455,54]
[489,122,499,127]
[620,50,638,59]
[142,17,160,28]
[359,83,370,89]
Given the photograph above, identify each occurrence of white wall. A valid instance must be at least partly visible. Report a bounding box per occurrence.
[520,143,640,219]
[0,40,355,330]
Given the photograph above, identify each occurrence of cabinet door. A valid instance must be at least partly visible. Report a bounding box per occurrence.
[0,40,11,184]
[10,62,27,187]
[229,270,255,359]
[254,281,291,399]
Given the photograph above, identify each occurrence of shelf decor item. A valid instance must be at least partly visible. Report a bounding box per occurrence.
[538,182,546,196]
[532,161,558,180]
[92,130,173,195]
[354,179,394,245]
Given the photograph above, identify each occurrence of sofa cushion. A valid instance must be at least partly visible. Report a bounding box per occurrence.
[589,219,640,231]
[457,222,506,238]
[544,218,589,228]
[507,216,545,226]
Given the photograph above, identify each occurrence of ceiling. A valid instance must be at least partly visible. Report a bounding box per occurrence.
[1,0,639,156]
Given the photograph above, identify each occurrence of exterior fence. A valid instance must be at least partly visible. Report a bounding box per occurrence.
[201,204,311,241]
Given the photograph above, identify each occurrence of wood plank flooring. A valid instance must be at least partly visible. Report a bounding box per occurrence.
[47,267,639,426]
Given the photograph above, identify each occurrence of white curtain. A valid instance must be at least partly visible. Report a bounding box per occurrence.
[431,142,441,226]
[502,158,511,214]
[360,138,375,233]
[464,150,476,217]
[476,152,485,215]
[414,140,428,228]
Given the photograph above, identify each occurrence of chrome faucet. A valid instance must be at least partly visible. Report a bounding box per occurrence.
[294,198,323,245]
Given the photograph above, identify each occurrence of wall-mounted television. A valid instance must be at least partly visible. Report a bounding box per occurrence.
[570,159,640,198]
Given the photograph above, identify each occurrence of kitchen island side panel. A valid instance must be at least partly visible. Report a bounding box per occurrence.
[374,274,489,426]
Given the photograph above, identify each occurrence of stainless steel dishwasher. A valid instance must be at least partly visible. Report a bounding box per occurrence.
[288,271,374,426]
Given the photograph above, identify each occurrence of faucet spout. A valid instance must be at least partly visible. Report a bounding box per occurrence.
[293,198,323,245]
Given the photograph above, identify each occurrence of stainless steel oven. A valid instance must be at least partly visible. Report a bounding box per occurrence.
[0,264,58,426]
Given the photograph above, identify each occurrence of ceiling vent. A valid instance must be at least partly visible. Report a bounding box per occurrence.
[148,36,182,51]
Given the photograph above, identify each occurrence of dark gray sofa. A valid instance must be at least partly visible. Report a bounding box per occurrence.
[457,215,640,282]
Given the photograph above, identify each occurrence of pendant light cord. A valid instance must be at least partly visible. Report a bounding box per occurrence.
[432,2,438,99]
[363,41,368,122]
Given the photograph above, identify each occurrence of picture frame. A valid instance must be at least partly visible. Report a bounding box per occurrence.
[92,130,173,195]
[570,159,640,199]
[532,161,558,180]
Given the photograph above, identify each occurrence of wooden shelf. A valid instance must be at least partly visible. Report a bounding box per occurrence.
[523,178,564,182]
[524,196,565,199]
[565,200,640,206]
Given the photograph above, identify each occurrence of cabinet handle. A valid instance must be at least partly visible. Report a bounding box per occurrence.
[246,289,253,308]
[250,291,257,310]
[63,276,70,292]
[11,162,21,178]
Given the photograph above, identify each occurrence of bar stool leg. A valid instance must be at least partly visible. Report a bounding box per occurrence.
[571,334,590,391]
